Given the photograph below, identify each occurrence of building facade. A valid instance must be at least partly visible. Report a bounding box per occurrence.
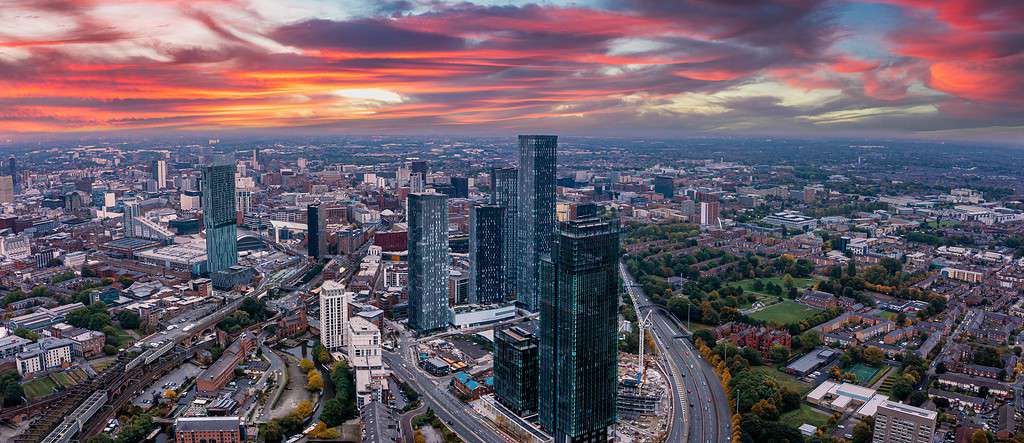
[320,280,350,350]
[490,166,518,302]
[202,159,238,273]
[308,203,326,259]
[469,204,504,305]
[538,215,620,442]
[494,325,539,417]
[873,401,937,443]
[516,135,557,312]
[653,176,674,199]
[151,159,167,189]
[407,193,450,333]
[175,416,244,443]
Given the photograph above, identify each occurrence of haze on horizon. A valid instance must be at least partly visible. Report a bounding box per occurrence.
[1,0,1022,144]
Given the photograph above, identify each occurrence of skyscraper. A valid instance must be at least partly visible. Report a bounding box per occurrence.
[494,324,539,417]
[6,156,17,194]
[516,135,557,312]
[699,200,720,226]
[653,175,674,199]
[407,192,450,333]
[538,213,620,442]
[469,205,504,305]
[123,198,141,237]
[319,279,350,350]
[491,167,518,301]
[873,401,937,443]
[451,177,469,198]
[151,159,167,189]
[307,204,326,259]
[202,158,238,274]
[0,176,13,204]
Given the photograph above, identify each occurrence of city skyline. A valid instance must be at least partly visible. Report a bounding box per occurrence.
[1,1,1022,143]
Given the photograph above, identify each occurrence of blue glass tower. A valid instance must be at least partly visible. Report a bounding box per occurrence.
[202,158,238,274]
[469,204,504,305]
[407,192,450,333]
[516,135,557,312]
[491,167,518,302]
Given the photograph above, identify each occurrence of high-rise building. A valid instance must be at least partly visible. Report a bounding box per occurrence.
[451,177,469,198]
[320,280,350,350]
[539,214,620,442]
[469,205,504,305]
[490,167,518,301]
[6,156,17,194]
[516,135,557,312]
[123,198,141,237]
[653,176,674,199]
[410,161,428,176]
[407,193,450,333]
[494,324,539,417]
[151,159,167,189]
[307,204,327,259]
[700,200,720,226]
[202,158,238,273]
[873,401,937,443]
[0,176,13,204]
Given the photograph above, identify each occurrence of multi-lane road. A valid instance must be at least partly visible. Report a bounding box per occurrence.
[621,262,732,443]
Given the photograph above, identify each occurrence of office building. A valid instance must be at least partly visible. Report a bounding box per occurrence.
[5,156,16,193]
[653,176,674,199]
[491,167,518,301]
[151,159,167,189]
[494,325,539,417]
[469,205,504,305]
[410,160,428,176]
[873,401,937,443]
[451,177,469,198]
[407,193,450,333]
[516,135,557,312]
[539,214,620,442]
[0,176,13,204]
[202,158,238,273]
[308,204,327,259]
[320,280,350,350]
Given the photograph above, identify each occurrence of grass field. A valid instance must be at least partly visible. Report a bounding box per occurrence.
[780,404,831,429]
[22,377,57,400]
[749,366,811,394]
[749,300,823,324]
[729,277,818,309]
[848,364,881,384]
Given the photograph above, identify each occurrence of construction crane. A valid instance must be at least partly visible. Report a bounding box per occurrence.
[638,310,653,386]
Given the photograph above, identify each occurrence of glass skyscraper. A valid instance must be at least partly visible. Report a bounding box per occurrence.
[494,324,539,417]
[202,158,238,274]
[307,204,325,259]
[516,135,557,312]
[491,167,518,302]
[469,204,504,305]
[538,213,620,443]
[407,192,450,333]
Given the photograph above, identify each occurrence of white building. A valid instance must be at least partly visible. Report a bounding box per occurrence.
[16,338,73,376]
[0,234,31,260]
[320,280,350,350]
[347,316,382,370]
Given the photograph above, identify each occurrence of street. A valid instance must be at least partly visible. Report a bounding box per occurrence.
[621,262,732,443]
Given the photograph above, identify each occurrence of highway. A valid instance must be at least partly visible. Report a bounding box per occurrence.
[621,262,732,443]
[383,330,510,443]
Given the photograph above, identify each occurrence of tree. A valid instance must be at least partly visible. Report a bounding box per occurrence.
[783,274,795,289]
[299,358,315,373]
[769,345,791,364]
[13,328,39,341]
[307,421,340,439]
[0,371,25,407]
[799,330,821,349]
[847,259,857,278]
[908,390,927,406]
[891,378,913,401]
[972,429,989,443]
[751,399,779,420]
[163,389,177,399]
[779,388,801,412]
[851,417,874,443]
[295,399,314,418]
[306,370,324,391]
[863,346,885,366]
[262,420,283,443]
[85,435,115,443]
[729,369,781,412]
[116,311,141,329]
[320,398,346,427]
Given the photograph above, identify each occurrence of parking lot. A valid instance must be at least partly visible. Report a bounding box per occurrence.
[132,362,202,408]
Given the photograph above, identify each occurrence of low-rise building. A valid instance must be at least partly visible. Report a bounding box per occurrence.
[197,333,255,393]
[16,337,73,376]
[174,416,245,443]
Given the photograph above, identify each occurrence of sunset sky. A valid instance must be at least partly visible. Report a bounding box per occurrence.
[1,0,1022,141]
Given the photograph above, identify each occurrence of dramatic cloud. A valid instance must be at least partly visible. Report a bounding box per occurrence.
[0,0,1020,142]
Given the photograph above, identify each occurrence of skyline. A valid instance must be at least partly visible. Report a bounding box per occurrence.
[1,0,1022,143]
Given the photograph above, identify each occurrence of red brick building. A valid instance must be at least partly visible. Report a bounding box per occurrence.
[175,416,244,443]
[196,333,255,393]
[713,322,792,359]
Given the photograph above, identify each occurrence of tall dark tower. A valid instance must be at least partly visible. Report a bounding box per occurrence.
[201,157,238,273]
[407,192,450,333]
[494,324,539,417]
[653,175,674,199]
[538,213,620,442]
[469,204,504,305]
[490,167,518,301]
[6,156,17,193]
[307,204,326,259]
[516,135,557,312]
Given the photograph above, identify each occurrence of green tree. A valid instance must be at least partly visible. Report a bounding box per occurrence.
[321,398,346,427]
[13,328,39,341]
[851,417,874,443]
[116,311,141,329]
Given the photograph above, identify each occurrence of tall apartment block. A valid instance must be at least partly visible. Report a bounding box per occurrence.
[469,204,504,304]
[516,135,557,312]
[538,214,620,442]
[490,166,518,302]
[408,192,450,333]
[319,279,350,350]
[873,401,937,443]
[201,157,238,273]
[494,324,539,417]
